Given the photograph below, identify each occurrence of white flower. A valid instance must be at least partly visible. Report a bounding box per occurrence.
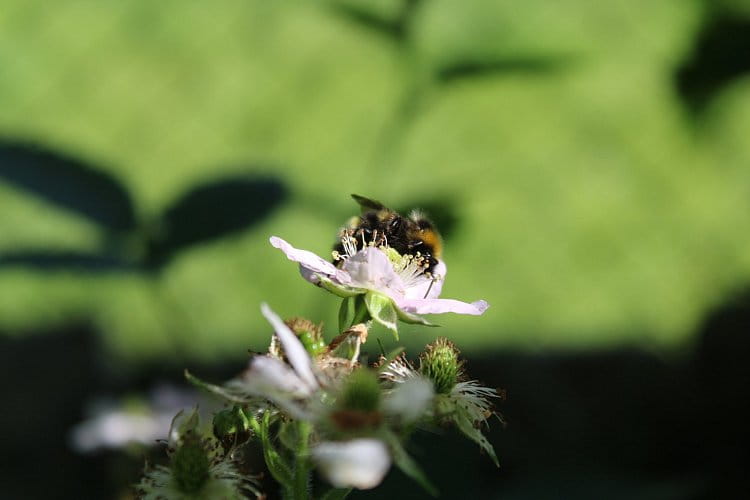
[206,303,324,420]
[311,438,391,489]
[270,236,488,334]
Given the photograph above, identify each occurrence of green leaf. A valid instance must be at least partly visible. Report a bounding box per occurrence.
[454,410,499,468]
[320,488,353,500]
[383,430,438,496]
[364,292,399,339]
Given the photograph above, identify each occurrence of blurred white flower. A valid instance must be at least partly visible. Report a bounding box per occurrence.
[383,375,434,424]
[311,438,391,490]
[69,385,197,453]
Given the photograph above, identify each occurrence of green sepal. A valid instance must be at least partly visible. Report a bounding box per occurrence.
[184,369,249,404]
[317,274,362,298]
[395,306,439,327]
[338,296,356,333]
[382,430,438,496]
[454,407,499,467]
[364,292,399,339]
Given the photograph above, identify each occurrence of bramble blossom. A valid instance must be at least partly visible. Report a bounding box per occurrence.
[270,236,488,335]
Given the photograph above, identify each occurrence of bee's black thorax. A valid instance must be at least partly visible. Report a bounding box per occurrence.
[334,207,441,274]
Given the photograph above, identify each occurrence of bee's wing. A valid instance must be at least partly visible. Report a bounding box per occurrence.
[351,194,387,213]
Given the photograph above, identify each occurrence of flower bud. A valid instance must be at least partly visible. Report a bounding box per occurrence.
[331,369,383,431]
[418,338,462,394]
[212,405,251,450]
[285,317,326,356]
[340,368,381,413]
[172,435,210,494]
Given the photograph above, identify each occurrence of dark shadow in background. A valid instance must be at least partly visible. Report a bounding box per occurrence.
[0,140,288,274]
[435,57,570,84]
[2,287,748,499]
[675,14,750,115]
[0,141,136,231]
[328,0,422,43]
[144,176,287,270]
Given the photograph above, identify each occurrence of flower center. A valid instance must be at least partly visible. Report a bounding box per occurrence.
[333,233,442,298]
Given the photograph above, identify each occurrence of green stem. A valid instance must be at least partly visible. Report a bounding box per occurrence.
[251,412,292,487]
[292,421,312,500]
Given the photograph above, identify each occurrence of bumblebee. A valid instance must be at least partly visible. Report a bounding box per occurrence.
[333,194,443,274]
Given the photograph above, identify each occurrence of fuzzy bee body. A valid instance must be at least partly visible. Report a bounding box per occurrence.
[334,194,443,274]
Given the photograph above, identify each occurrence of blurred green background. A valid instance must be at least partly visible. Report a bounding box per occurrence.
[2,0,750,497]
[3,0,750,362]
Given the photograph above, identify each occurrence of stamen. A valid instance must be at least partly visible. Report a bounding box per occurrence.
[423,278,435,299]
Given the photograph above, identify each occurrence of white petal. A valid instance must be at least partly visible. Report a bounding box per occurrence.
[312,439,391,489]
[228,356,313,419]
[270,236,339,276]
[260,303,319,390]
[342,247,404,298]
[246,356,313,398]
[384,376,434,423]
[396,298,489,315]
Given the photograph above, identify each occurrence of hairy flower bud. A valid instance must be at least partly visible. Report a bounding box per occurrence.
[418,338,462,394]
[330,369,383,431]
[340,368,381,413]
[172,435,211,494]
